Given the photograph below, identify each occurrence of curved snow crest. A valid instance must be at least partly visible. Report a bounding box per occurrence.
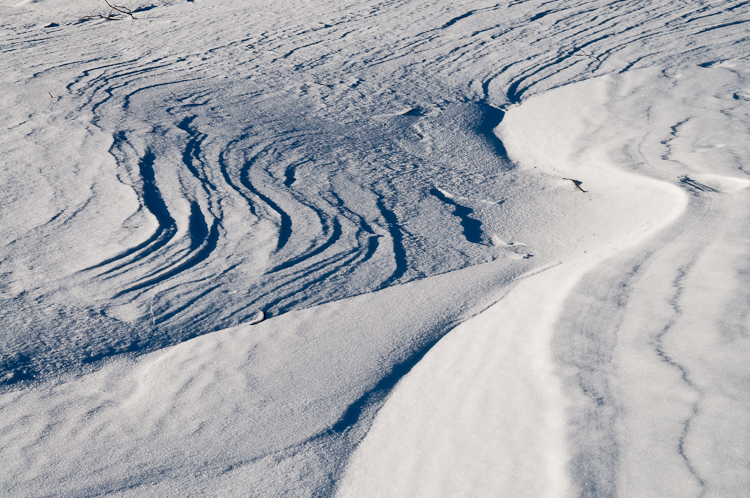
[501,74,688,255]
[0,254,531,497]
[338,64,750,496]
[337,74,688,497]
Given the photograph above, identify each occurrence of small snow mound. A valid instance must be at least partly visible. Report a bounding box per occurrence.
[491,235,507,246]
[491,235,526,247]
[505,251,532,260]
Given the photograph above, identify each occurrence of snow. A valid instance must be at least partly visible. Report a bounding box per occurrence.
[2,0,750,496]
[338,73,688,498]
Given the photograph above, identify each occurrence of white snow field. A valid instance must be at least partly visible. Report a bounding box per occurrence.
[2,0,750,496]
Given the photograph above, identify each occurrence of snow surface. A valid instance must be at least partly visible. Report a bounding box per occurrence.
[2,0,750,496]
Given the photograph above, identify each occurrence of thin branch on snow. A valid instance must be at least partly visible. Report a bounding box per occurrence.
[575,48,600,61]
[563,178,587,192]
[80,0,135,21]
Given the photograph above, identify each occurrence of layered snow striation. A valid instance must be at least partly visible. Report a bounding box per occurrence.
[1,7,519,383]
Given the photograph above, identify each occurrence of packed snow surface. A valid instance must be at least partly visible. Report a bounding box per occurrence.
[2,0,750,496]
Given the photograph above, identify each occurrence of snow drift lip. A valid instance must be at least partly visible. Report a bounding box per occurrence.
[327,332,445,435]
[239,157,293,253]
[115,208,220,297]
[475,102,510,160]
[430,188,483,244]
[83,148,178,274]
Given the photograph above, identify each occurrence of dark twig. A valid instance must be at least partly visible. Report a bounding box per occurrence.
[563,178,587,192]
[80,0,135,21]
[105,0,135,19]
[575,48,600,62]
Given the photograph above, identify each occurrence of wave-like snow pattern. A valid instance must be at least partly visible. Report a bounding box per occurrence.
[0,0,748,385]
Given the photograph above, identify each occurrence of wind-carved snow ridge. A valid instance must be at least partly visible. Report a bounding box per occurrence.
[340,63,750,496]
[338,70,687,498]
[1,60,523,382]
[3,0,750,496]
[1,0,747,381]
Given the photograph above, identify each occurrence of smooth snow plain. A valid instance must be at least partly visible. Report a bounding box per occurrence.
[2,0,750,496]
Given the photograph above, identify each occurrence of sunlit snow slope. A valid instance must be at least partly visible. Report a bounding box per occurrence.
[1,0,750,496]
